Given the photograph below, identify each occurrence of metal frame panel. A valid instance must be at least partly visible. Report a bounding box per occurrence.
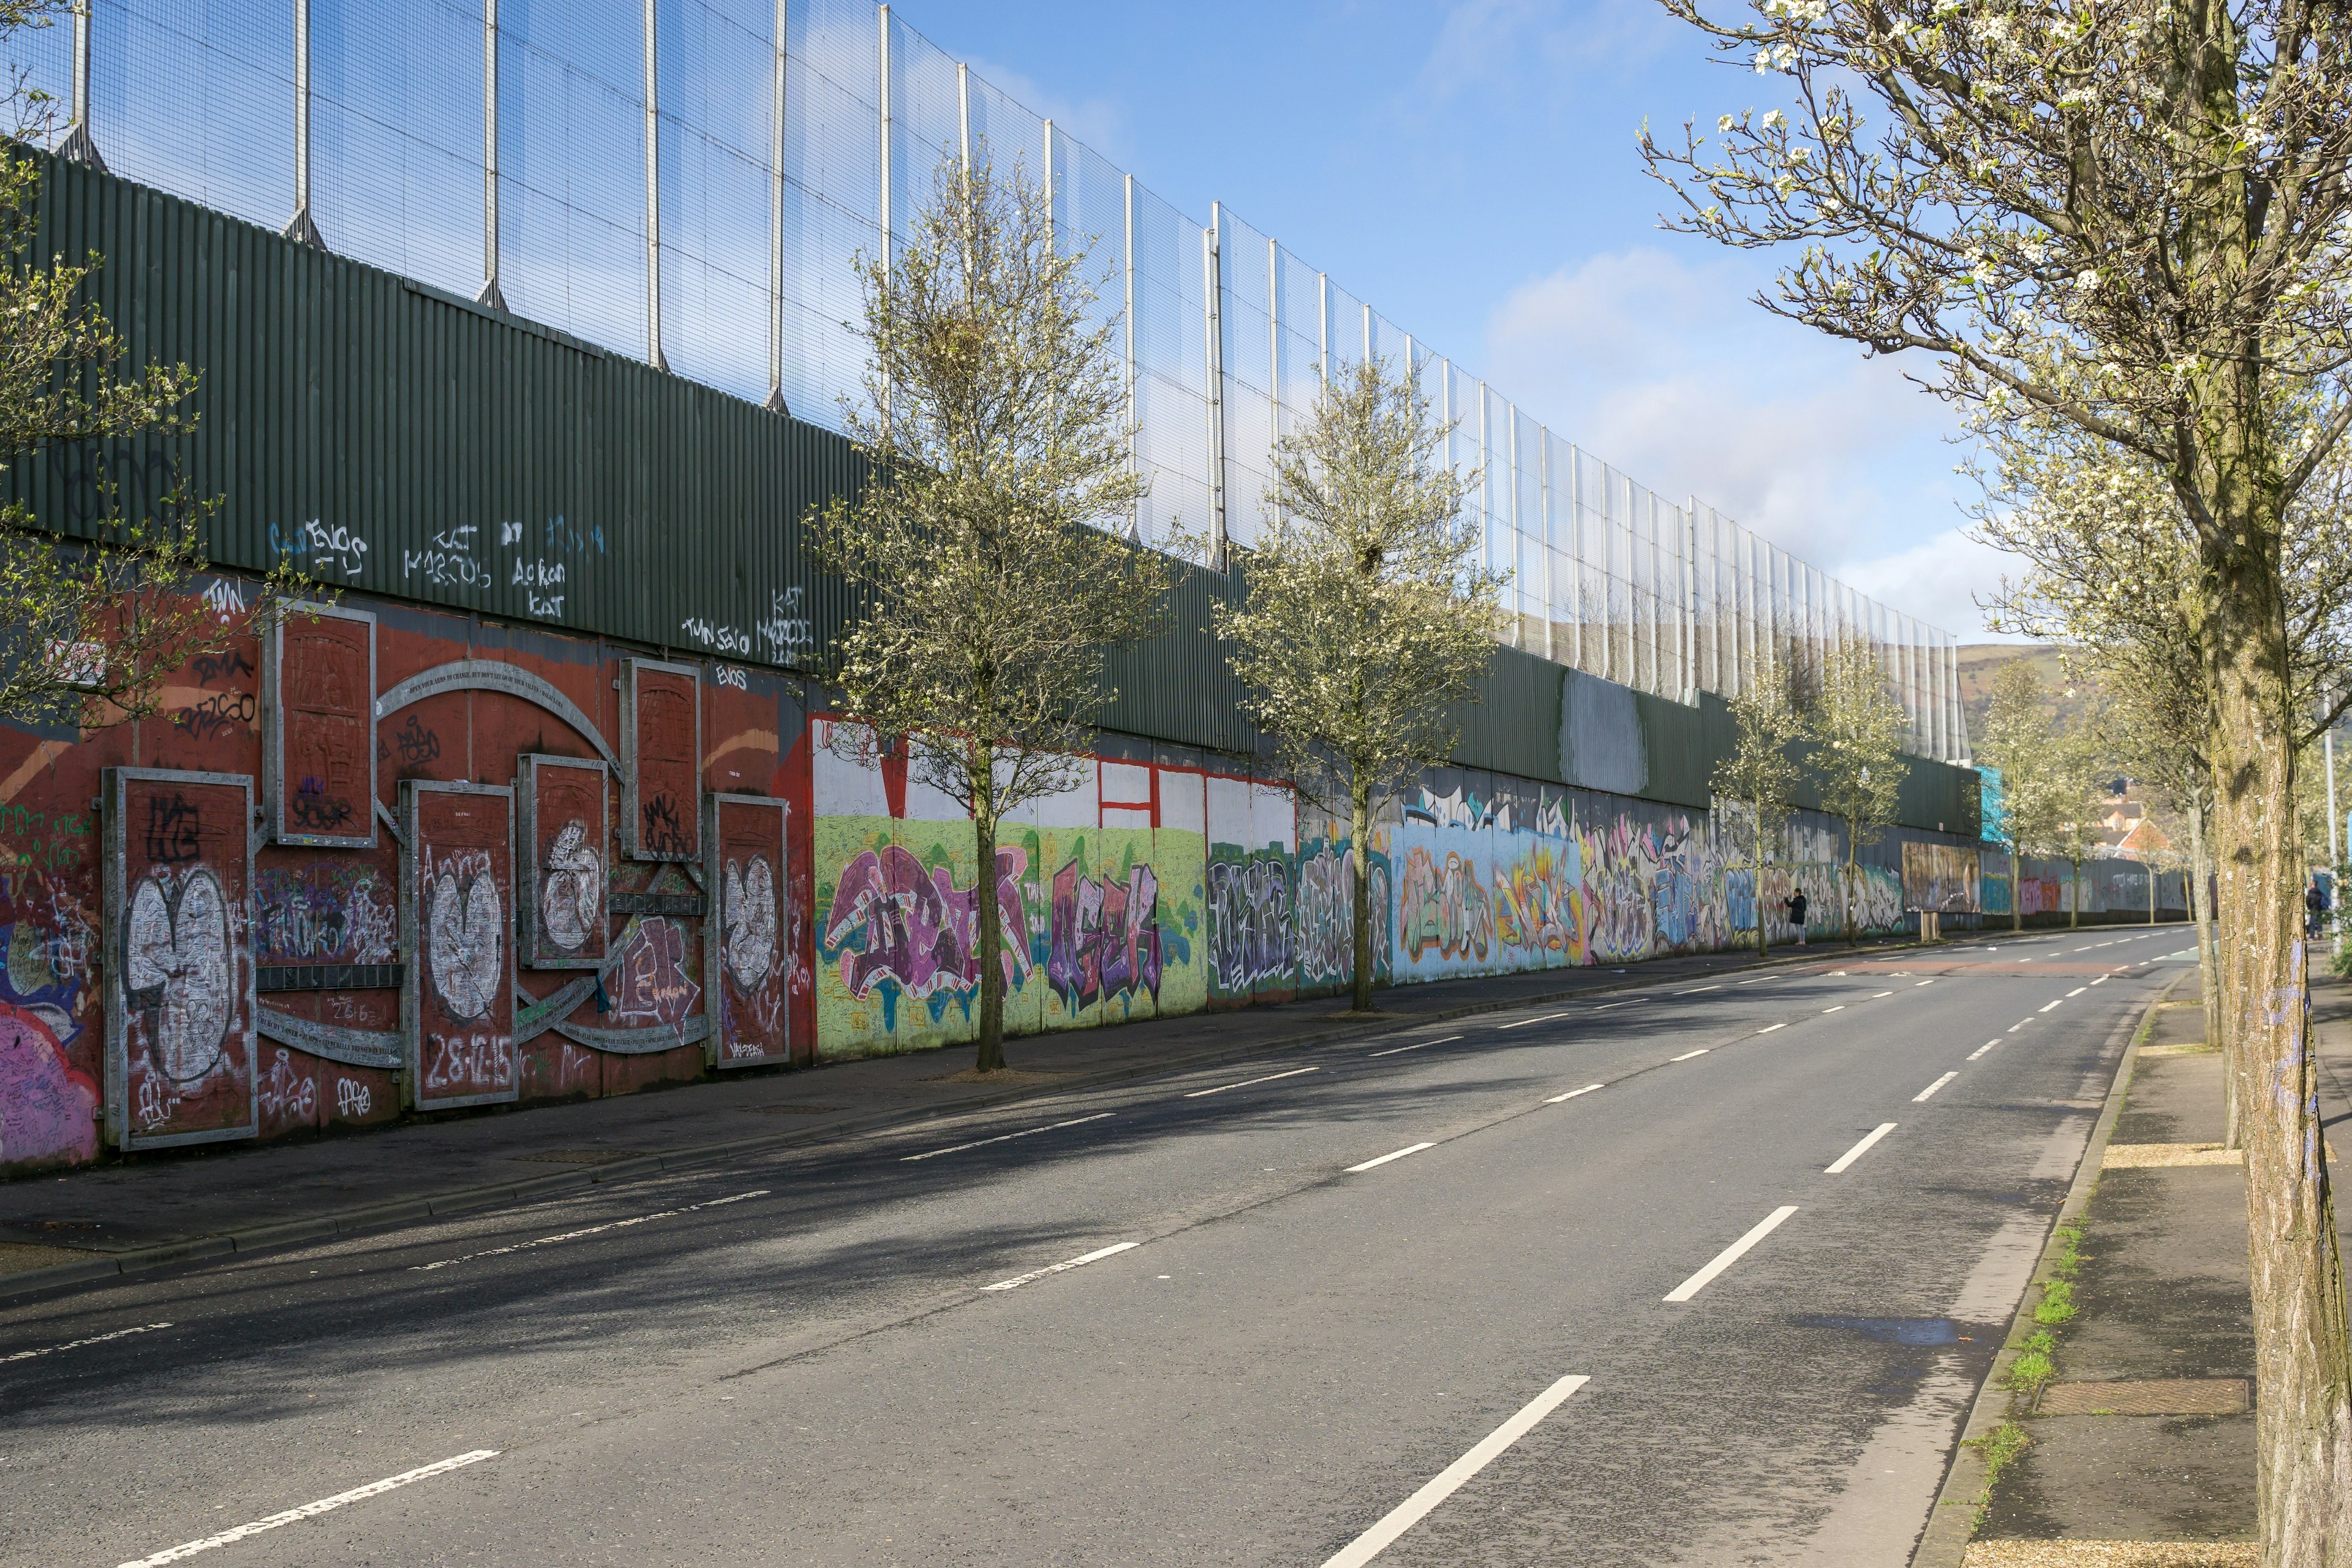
[704,791,790,1069]
[619,657,703,862]
[516,754,611,970]
[263,600,377,847]
[103,767,260,1151]
[400,778,518,1110]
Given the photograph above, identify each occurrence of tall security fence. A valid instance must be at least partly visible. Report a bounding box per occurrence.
[10,0,1970,761]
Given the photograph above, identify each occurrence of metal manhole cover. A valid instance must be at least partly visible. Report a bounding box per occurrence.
[2038,1378,2250,1415]
[512,1148,647,1165]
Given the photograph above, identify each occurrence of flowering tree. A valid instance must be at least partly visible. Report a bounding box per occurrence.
[1805,635,1905,942]
[813,154,1170,1073]
[1642,0,2352,1542]
[1713,678,1800,956]
[1213,357,1504,1013]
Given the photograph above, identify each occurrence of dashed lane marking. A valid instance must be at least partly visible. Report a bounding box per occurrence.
[1185,1067,1319,1098]
[1913,1071,1960,1102]
[1348,1142,1436,1174]
[4,1321,172,1365]
[1826,1123,1898,1174]
[1665,1206,1801,1302]
[1318,1374,1591,1568]
[1758,1023,1787,1035]
[1496,1012,1574,1030]
[410,1191,770,1272]
[903,1114,1113,1161]
[1369,1036,1459,1058]
[1670,1049,1709,1062]
[982,1241,1139,1292]
[1969,1040,1999,1060]
[1547,1084,1604,1104]
[118,1450,501,1567]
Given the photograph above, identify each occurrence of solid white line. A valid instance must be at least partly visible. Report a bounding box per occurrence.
[2038,1000,2062,1012]
[982,1240,1139,1292]
[1348,1142,1436,1174]
[1317,1373,1591,1568]
[2066,987,2086,997]
[1913,1071,1959,1102]
[1185,1066,1319,1098]
[1664,1206,1800,1302]
[1670,1049,1709,1062]
[1822,1005,1845,1013]
[1825,1122,1898,1174]
[4,1321,173,1365]
[409,1191,770,1270]
[1757,1023,1787,1034]
[118,1450,500,1567]
[1497,1011,1573,1030]
[1369,1035,1459,1058]
[1968,1041,1998,1060]
[1546,1084,1604,1103]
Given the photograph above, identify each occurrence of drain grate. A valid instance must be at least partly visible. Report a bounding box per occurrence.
[2038,1378,2250,1415]
[511,1148,648,1165]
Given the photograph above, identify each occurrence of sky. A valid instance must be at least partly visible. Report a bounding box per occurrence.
[901,0,2025,643]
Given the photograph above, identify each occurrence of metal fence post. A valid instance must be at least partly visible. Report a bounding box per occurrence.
[283,0,322,247]
[1205,202,1227,570]
[1317,271,1329,382]
[877,6,892,286]
[764,0,787,412]
[478,0,503,309]
[957,60,969,168]
[643,0,665,370]
[1123,171,1137,538]
[1540,432,1555,663]
[57,0,102,168]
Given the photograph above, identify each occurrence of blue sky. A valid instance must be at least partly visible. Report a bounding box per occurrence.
[904,0,2019,641]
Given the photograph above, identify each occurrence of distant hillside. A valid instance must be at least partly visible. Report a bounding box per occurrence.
[1954,643,2098,747]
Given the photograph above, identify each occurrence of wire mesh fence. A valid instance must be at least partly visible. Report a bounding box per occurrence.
[12,0,1970,761]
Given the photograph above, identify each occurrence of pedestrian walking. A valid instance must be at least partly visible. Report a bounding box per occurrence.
[2308,878,2329,940]
[1787,887,1809,947]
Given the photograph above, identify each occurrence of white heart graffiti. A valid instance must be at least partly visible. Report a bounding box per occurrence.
[124,868,233,1084]
[541,819,603,952]
[426,851,504,1020]
[723,855,778,992]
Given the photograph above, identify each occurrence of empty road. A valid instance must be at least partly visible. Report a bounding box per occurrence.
[0,929,2194,1567]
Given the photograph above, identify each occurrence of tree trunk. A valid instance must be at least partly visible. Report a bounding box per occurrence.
[971,750,1006,1074]
[1847,831,1860,946]
[2207,536,2352,1567]
[2013,845,2023,933]
[1350,783,1374,1012]
[1754,811,1769,957]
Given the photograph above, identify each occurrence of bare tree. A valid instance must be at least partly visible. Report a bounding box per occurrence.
[813,153,1170,1073]
[1211,356,1505,1013]
[1642,0,2352,1536]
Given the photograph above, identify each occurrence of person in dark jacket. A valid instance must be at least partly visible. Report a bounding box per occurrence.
[1788,888,1809,947]
[2309,878,2329,939]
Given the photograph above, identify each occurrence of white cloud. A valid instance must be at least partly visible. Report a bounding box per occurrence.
[1480,244,2014,633]
[1418,0,1678,105]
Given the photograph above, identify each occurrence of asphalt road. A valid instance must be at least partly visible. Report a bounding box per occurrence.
[0,928,2196,1568]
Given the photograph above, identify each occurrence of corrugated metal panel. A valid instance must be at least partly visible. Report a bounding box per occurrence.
[7,149,1986,831]
[6,151,865,667]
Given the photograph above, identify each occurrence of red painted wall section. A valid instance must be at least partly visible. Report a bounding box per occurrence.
[0,589,820,1176]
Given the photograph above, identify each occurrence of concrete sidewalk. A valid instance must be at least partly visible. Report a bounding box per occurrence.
[1925,960,2352,1568]
[0,929,1942,1297]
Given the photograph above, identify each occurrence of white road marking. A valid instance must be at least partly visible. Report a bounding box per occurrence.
[2092,976,2109,985]
[904,1113,1114,1161]
[1596,1001,1626,1010]
[982,1240,1139,1292]
[2038,1000,2062,1012]
[1679,984,1722,995]
[409,1190,769,1271]
[1913,1072,1960,1102]
[1758,1023,1787,1034]
[1872,991,1894,998]
[1185,1067,1319,1098]
[1915,979,1936,987]
[118,1450,500,1567]
[1317,1373,1591,1568]
[1664,1206,1801,1302]
[4,1321,173,1365]
[2008,1020,2029,1031]
[1348,1142,1436,1174]
[1968,1040,1999,1060]
[2066,987,2086,997]
[1670,1049,1709,1062]
[1546,1084,1604,1103]
[1822,1005,1846,1013]
[1825,1123,1898,1174]
[1497,1011,1573,1030]
[1369,1036,1458,1058]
